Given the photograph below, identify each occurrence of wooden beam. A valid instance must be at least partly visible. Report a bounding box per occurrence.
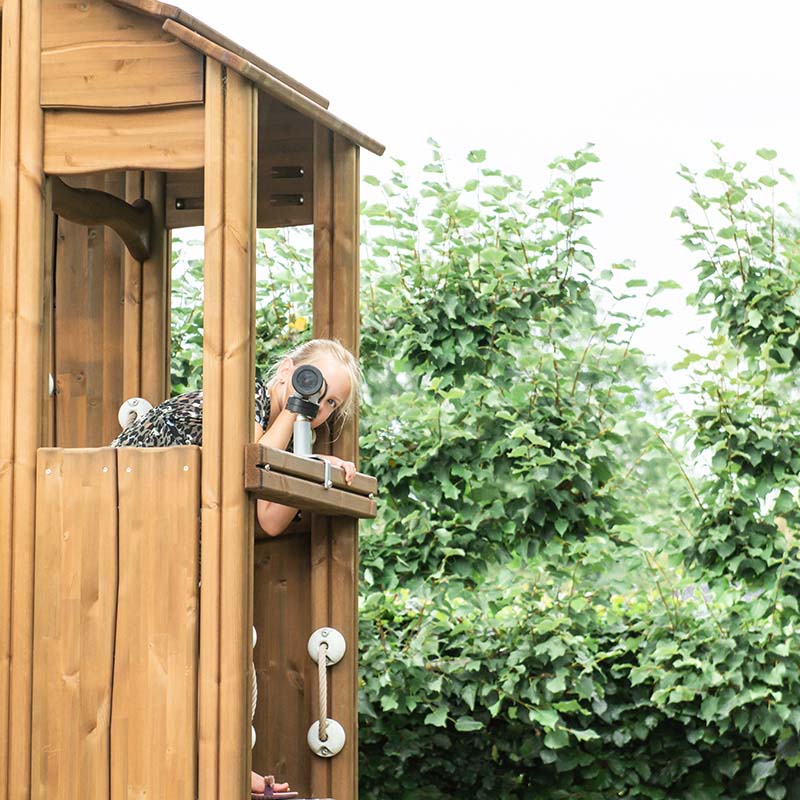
[44,105,204,174]
[310,126,361,800]
[244,463,377,520]
[51,177,154,262]
[163,20,386,156]
[198,62,257,800]
[110,0,330,108]
[1,3,46,800]
[247,444,376,497]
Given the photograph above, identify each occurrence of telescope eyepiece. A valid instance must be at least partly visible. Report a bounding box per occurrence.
[292,364,326,399]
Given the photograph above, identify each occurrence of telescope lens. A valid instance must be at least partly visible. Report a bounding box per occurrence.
[292,364,325,397]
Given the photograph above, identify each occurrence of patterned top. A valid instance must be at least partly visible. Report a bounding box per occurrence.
[111,379,271,447]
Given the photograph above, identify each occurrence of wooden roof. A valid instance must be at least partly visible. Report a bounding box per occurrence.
[110,0,385,156]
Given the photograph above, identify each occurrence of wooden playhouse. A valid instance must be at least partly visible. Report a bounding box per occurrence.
[0,2,383,799]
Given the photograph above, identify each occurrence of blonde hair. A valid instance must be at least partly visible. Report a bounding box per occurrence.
[268,338,361,434]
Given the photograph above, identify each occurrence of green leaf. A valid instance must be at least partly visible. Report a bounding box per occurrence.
[424,706,448,727]
[756,148,778,161]
[454,716,484,732]
[467,149,487,163]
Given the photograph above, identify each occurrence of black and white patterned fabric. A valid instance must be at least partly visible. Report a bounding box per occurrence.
[111,379,271,447]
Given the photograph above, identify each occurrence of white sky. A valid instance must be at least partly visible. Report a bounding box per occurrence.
[179,0,800,376]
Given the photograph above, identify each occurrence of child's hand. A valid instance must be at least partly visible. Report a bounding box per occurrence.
[319,454,356,484]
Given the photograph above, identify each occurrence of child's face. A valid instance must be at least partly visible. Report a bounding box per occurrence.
[308,355,351,429]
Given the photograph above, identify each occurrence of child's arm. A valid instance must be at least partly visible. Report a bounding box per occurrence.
[254,412,301,536]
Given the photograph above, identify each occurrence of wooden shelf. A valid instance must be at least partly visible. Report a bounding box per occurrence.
[244,444,377,519]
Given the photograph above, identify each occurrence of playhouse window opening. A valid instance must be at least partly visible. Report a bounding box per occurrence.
[169,225,314,398]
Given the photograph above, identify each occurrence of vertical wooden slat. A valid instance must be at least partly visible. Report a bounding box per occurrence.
[0,2,22,796]
[30,448,118,800]
[311,127,361,800]
[253,536,312,794]
[111,446,200,800]
[40,182,56,448]
[139,171,169,405]
[7,2,45,800]
[122,171,143,402]
[199,61,257,800]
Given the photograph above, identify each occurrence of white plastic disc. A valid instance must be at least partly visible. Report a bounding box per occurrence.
[118,397,153,429]
[307,627,346,666]
[307,718,345,758]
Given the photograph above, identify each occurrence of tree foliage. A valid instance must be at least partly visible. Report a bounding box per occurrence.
[170,143,800,799]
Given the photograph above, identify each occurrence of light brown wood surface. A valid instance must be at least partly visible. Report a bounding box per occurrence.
[246,466,377,519]
[110,0,330,108]
[139,171,171,404]
[253,535,312,795]
[44,105,204,173]
[5,3,46,800]
[163,19,386,156]
[306,125,362,800]
[30,449,118,800]
[199,62,257,800]
[248,445,377,497]
[54,173,126,448]
[41,0,204,109]
[111,446,200,800]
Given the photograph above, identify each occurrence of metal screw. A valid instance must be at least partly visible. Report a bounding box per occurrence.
[320,747,330,756]
[126,466,132,473]
[321,629,329,637]
[102,466,109,473]
[45,468,52,475]
[183,465,189,472]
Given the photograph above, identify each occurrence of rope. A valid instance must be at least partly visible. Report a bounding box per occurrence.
[318,641,329,742]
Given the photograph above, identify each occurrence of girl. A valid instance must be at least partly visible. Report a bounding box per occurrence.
[112,338,360,797]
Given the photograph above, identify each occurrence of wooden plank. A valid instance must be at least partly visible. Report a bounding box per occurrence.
[247,444,377,497]
[41,182,57,448]
[41,0,203,109]
[8,2,46,799]
[310,127,361,800]
[163,20,385,156]
[110,0,330,108]
[245,467,376,519]
[0,2,22,793]
[111,447,200,800]
[44,105,204,173]
[30,448,118,800]
[140,171,170,404]
[122,172,144,401]
[253,536,312,796]
[257,95,313,229]
[199,62,257,800]
[54,173,127,448]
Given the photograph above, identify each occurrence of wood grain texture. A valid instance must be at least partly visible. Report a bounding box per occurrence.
[111,446,200,800]
[139,171,170,405]
[110,0,330,108]
[245,466,376,519]
[41,0,204,109]
[163,20,385,156]
[54,173,127,448]
[44,105,204,173]
[253,535,312,796]
[30,448,118,800]
[310,126,361,800]
[199,62,257,800]
[247,445,376,496]
[8,2,46,799]
[0,2,23,787]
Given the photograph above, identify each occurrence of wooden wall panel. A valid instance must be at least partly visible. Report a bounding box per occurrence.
[41,0,204,109]
[257,95,313,229]
[253,535,312,794]
[112,446,200,800]
[30,449,118,800]
[44,106,204,174]
[310,126,361,800]
[54,173,126,447]
[0,3,46,800]
[199,62,257,800]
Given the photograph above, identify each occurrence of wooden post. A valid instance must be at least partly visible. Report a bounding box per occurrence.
[311,125,361,800]
[199,61,258,800]
[0,3,46,800]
